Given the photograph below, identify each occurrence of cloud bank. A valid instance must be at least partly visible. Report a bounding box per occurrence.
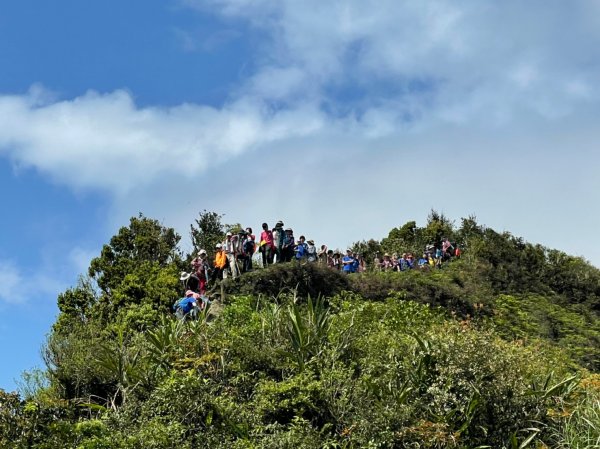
[1,1,598,194]
[0,88,326,194]
[0,0,599,265]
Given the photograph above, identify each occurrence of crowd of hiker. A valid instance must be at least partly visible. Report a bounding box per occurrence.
[375,239,461,272]
[174,220,460,318]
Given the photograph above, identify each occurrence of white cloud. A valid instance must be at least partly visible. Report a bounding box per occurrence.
[0,87,327,194]
[187,0,600,117]
[1,2,598,195]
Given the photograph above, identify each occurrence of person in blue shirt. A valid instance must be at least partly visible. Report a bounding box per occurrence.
[295,235,307,261]
[342,249,355,274]
[399,254,409,271]
[351,252,360,273]
[173,291,198,320]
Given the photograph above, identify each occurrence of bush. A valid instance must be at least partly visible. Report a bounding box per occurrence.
[222,263,350,300]
[347,269,481,317]
[491,294,600,370]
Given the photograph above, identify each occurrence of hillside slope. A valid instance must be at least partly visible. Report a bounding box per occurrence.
[1,214,599,449]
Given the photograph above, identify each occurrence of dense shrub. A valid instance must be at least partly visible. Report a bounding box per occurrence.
[491,294,600,370]
[222,262,351,300]
[347,269,482,318]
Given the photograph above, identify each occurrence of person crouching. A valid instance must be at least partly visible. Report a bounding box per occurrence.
[174,290,199,320]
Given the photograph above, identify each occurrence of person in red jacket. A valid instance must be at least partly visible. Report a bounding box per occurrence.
[191,249,210,294]
[259,222,275,267]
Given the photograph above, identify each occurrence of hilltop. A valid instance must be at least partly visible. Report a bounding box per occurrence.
[1,212,599,449]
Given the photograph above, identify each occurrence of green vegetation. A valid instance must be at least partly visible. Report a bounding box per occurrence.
[2,212,599,448]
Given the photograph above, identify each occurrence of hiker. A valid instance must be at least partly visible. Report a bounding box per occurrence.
[272,227,280,263]
[235,230,250,273]
[362,255,368,272]
[398,253,408,271]
[354,253,367,273]
[435,247,443,268]
[306,240,318,263]
[191,249,210,294]
[373,252,381,271]
[318,244,328,265]
[442,238,454,261]
[274,221,285,263]
[173,290,199,320]
[331,251,341,270]
[455,244,462,258]
[428,253,436,268]
[342,249,355,274]
[223,232,240,279]
[425,244,435,259]
[180,271,200,293]
[358,254,367,273]
[352,252,361,273]
[295,235,307,261]
[211,243,227,282]
[326,249,335,268]
[282,228,295,262]
[406,253,415,269]
[391,253,400,272]
[418,253,429,269]
[382,253,393,271]
[259,222,275,266]
[242,227,256,271]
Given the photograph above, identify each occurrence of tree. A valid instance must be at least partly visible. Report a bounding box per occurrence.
[53,277,97,334]
[89,214,182,294]
[350,239,382,266]
[422,209,454,247]
[381,221,422,255]
[395,221,418,243]
[190,210,226,259]
[456,214,485,246]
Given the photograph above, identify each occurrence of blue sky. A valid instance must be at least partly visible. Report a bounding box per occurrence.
[1,0,600,391]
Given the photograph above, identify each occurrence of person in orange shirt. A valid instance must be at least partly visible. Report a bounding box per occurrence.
[211,243,228,283]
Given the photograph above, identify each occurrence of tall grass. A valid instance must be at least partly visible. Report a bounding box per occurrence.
[548,376,600,448]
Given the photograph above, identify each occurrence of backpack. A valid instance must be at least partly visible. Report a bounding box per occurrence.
[186,274,199,292]
[244,239,255,255]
